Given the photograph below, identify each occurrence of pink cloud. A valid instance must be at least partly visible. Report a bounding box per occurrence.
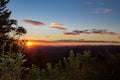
[51,22,64,27]
[51,22,67,30]
[52,26,67,30]
[103,9,112,13]
[93,8,112,14]
[22,20,46,26]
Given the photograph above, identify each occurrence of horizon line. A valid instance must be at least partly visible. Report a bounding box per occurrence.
[22,39,120,43]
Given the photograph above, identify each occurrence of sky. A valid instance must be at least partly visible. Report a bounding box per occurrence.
[8,0,120,44]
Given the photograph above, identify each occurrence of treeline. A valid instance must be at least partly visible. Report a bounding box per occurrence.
[0,49,120,80]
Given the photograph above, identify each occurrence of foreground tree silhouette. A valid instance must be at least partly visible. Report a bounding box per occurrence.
[0,0,26,54]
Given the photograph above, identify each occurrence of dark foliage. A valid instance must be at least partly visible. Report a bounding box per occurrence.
[0,0,26,54]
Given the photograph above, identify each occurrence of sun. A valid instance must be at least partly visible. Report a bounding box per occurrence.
[26,42,32,46]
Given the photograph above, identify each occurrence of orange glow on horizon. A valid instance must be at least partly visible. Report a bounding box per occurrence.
[25,41,120,46]
[26,42,33,46]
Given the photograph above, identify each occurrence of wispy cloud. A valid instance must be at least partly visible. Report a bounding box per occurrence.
[63,30,91,36]
[85,1,104,5]
[73,30,91,34]
[29,39,120,43]
[63,32,78,36]
[91,29,118,36]
[118,36,120,39]
[93,8,112,14]
[63,29,119,37]
[51,22,67,30]
[45,36,50,38]
[52,26,67,30]
[54,39,120,43]
[22,20,46,26]
[85,2,111,14]
[51,22,64,27]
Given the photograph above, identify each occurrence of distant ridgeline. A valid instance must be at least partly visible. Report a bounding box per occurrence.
[24,45,120,68]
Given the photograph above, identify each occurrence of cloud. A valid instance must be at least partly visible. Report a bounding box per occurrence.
[63,30,90,36]
[51,22,67,30]
[85,1,104,5]
[63,32,78,36]
[103,9,112,13]
[51,22,64,27]
[55,40,120,43]
[93,8,112,14]
[29,39,120,43]
[91,29,119,36]
[73,30,91,34]
[45,36,50,38]
[22,20,46,26]
[104,32,118,36]
[118,36,120,39]
[63,29,119,37]
[52,26,67,30]
[91,29,107,34]
[55,39,85,42]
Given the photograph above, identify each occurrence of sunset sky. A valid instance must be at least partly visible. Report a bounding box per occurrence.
[8,0,120,44]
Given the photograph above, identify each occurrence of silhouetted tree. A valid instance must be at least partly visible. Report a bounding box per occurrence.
[0,0,26,54]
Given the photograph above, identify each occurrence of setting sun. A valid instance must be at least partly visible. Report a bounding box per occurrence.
[26,42,33,46]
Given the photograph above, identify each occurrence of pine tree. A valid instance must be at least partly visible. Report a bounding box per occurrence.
[0,0,26,54]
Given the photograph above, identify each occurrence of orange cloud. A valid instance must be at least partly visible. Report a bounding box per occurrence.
[22,20,46,26]
[51,22,67,30]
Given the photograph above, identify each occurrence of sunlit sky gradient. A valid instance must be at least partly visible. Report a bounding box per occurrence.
[8,0,120,44]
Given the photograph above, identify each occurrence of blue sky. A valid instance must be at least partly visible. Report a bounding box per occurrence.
[8,0,120,42]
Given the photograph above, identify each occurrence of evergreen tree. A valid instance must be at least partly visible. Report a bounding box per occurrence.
[0,0,26,54]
